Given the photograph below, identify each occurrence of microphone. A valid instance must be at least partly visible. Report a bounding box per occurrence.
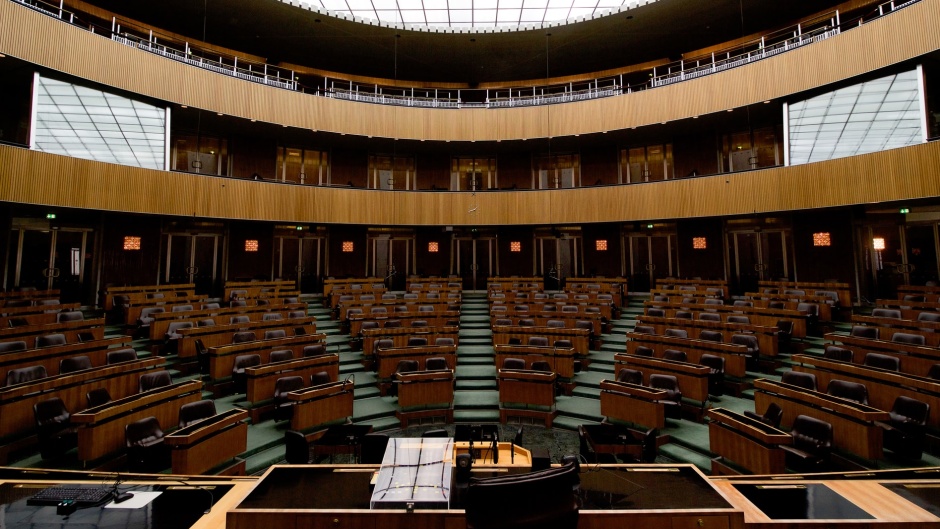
[469,438,474,463]
[491,435,499,464]
[510,440,515,464]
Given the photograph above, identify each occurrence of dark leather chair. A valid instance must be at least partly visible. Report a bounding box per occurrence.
[664,328,688,338]
[502,358,526,370]
[892,332,926,346]
[546,320,565,328]
[36,333,67,348]
[649,374,682,419]
[125,416,169,473]
[59,355,92,374]
[850,325,879,339]
[528,336,549,347]
[823,345,853,362]
[872,308,902,319]
[201,302,221,310]
[698,330,722,342]
[360,433,389,464]
[426,357,448,371]
[264,329,287,340]
[435,337,455,346]
[289,310,307,318]
[311,371,332,386]
[5,365,47,386]
[863,352,900,371]
[56,311,84,323]
[232,354,262,393]
[698,313,721,322]
[616,368,643,385]
[163,321,193,354]
[284,430,313,464]
[230,300,248,307]
[194,338,211,375]
[634,346,654,357]
[646,308,665,318]
[781,371,817,391]
[782,415,832,473]
[408,337,429,346]
[274,376,305,421]
[107,348,138,364]
[233,331,257,343]
[136,307,165,334]
[178,399,217,428]
[530,361,551,372]
[731,333,759,367]
[662,349,687,362]
[776,319,794,347]
[171,304,193,313]
[727,315,750,324]
[632,325,655,335]
[230,315,250,324]
[929,364,940,380]
[269,349,294,362]
[732,300,753,308]
[465,461,580,529]
[0,341,27,353]
[826,379,869,405]
[700,354,725,396]
[517,319,535,327]
[303,344,327,357]
[263,313,283,321]
[411,320,429,327]
[86,387,111,409]
[743,402,783,428]
[34,397,78,459]
[139,371,172,392]
[881,395,930,460]
[389,360,419,396]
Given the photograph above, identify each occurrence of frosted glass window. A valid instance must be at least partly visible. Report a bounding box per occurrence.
[32,76,166,170]
[788,70,923,165]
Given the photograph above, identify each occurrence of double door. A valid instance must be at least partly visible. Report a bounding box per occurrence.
[728,230,791,294]
[368,236,413,290]
[454,238,495,291]
[623,235,677,292]
[161,233,221,294]
[274,236,324,293]
[4,226,92,302]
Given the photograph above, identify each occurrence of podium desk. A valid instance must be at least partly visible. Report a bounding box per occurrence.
[165,409,248,475]
[706,408,792,475]
[452,441,532,467]
[311,423,373,462]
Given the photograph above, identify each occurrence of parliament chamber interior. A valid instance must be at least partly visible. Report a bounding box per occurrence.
[2,0,940,526]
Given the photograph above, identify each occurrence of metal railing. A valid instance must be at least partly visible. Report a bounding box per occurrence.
[10,0,921,110]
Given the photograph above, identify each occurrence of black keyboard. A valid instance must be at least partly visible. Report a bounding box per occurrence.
[27,486,114,506]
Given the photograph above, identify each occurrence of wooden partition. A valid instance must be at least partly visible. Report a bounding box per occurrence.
[626,332,749,378]
[0,337,132,381]
[349,311,460,336]
[339,300,455,321]
[72,380,203,463]
[757,281,851,307]
[405,281,463,292]
[149,302,307,339]
[614,353,710,403]
[102,283,196,311]
[643,301,807,339]
[498,369,556,427]
[898,285,940,303]
[875,299,940,319]
[323,278,384,297]
[706,408,791,475]
[487,278,544,291]
[490,300,613,321]
[0,303,80,327]
[742,296,834,323]
[0,289,60,302]
[850,315,940,347]
[488,313,603,336]
[491,325,591,355]
[176,317,317,358]
[396,370,455,428]
[362,326,459,356]
[244,354,340,404]
[224,280,299,301]
[494,344,577,378]
[599,380,666,429]
[165,409,249,475]
[375,345,457,380]
[207,334,328,381]
[823,333,940,378]
[657,279,728,290]
[634,315,780,358]
[753,378,889,460]
[287,380,355,431]
[0,318,105,348]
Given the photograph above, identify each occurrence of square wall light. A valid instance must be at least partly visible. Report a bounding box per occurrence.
[342,241,355,253]
[428,242,439,253]
[813,232,831,247]
[596,240,608,251]
[123,236,141,251]
[692,237,707,250]
[245,240,259,252]
[510,241,521,252]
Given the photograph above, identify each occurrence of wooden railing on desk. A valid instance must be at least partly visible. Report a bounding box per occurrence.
[635,315,780,358]
[123,296,208,326]
[706,408,792,475]
[492,325,590,355]
[208,334,327,381]
[489,313,604,336]
[176,318,317,358]
[102,283,196,310]
[757,280,851,307]
[491,300,613,321]
[287,380,355,432]
[649,288,724,301]
[753,378,890,460]
[338,300,454,321]
[850,315,940,347]
[875,299,940,320]
[334,291,458,310]
[626,332,749,378]
[166,409,248,475]
[0,336,132,380]
[323,277,384,297]
[896,285,940,302]
[396,370,455,427]
[328,286,389,309]
[498,369,557,427]
[348,311,460,336]
[0,357,164,441]
[0,289,60,301]
[657,278,727,289]
[792,354,940,430]
[224,280,299,301]
[452,441,532,467]
[642,301,807,339]
[375,345,457,380]
[404,282,462,293]
[494,344,576,378]
[0,318,105,348]
[823,333,940,377]
[245,354,339,404]
[614,353,710,403]
[72,379,204,463]
[599,380,666,429]
[743,295,834,322]
[0,303,80,327]
[362,326,459,355]
[487,277,544,291]
[149,302,306,339]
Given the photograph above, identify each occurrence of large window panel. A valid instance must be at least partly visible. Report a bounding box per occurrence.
[788,70,923,166]
[31,75,167,170]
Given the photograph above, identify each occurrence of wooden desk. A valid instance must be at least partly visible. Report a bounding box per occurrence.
[753,378,890,460]
[626,331,749,378]
[491,325,590,356]
[334,291,459,310]
[0,336,131,380]
[0,288,60,301]
[657,278,728,290]
[0,303,80,327]
[176,318,317,358]
[614,353,710,403]
[339,300,454,321]
[757,280,851,307]
[498,369,557,427]
[494,344,577,378]
[349,311,460,336]
[149,302,306,339]
[124,296,208,325]
[851,314,940,347]
[362,326,459,356]
[487,277,544,291]
[165,409,249,475]
[599,379,667,429]
[792,353,940,429]
[0,357,164,442]
[375,345,457,380]
[643,301,807,339]
[636,315,780,358]
[396,369,455,427]
[491,300,613,321]
[287,379,355,432]
[489,313,604,336]
[207,334,327,381]
[72,380,204,463]
[224,280,299,301]
[706,408,792,475]
[452,441,532,467]
[102,283,195,310]
[823,333,940,377]
[897,285,940,303]
[244,354,340,404]
[323,277,384,297]
[0,318,105,348]
[875,299,940,320]
[744,294,834,322]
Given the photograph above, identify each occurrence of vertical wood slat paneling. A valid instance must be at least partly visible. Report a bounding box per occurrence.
[2,142,940,226]
[1,0,938,141]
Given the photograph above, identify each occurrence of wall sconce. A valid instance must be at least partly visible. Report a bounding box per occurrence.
[692,237,707,250]
[872,237,886,251]
[245,240,259,252]
[123,236,141,251]
[596,240,608,251]
[510,241,521,252]
[812,232,831,247]
[428,242,439,253]
[342,241,354,253]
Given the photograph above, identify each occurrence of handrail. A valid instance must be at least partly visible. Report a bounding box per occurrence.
[9,0,920,109]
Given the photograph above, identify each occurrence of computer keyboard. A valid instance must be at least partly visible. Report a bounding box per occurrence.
[27,485,114,506]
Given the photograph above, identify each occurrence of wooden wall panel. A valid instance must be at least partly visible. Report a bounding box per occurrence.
[4,142,940,226]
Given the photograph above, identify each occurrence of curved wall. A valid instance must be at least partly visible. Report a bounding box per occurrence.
[0,0,937,141]
[2,142,939,226]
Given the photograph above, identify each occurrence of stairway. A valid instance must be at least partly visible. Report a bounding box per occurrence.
[453,292,500,422]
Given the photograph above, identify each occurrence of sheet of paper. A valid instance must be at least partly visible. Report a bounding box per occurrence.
[104,491,162,509]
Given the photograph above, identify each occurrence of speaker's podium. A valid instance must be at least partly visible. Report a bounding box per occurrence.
[370,437,454,510]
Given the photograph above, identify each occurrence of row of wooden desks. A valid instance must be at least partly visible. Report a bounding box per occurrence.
[627,331,750,378]
[636,314,780,357]
[643,301,808,339]
[823,333,940,377]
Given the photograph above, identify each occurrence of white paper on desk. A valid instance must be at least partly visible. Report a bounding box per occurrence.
[104,491,162,509]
